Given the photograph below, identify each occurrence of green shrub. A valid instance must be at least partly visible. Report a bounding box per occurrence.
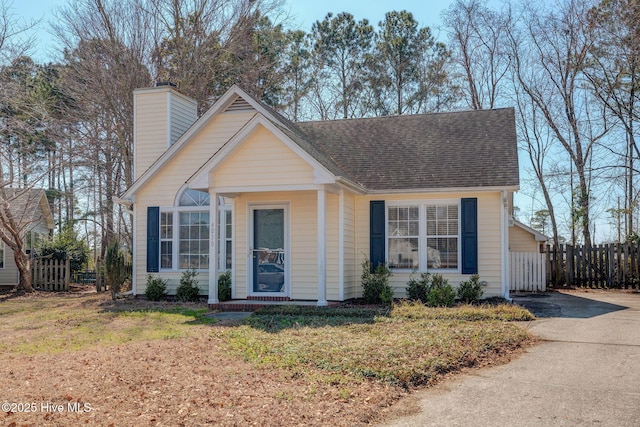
[406,271,431,303]
[176,269,200,302]
[218,271,232,301]
[105,240,128,301]
[361,259,393,305]
[458,274,484,304]
[426,274,455,307]
[144,275,168,301]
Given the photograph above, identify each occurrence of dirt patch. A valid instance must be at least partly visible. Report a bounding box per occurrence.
[0,292,404,426]
[2,336,404,426]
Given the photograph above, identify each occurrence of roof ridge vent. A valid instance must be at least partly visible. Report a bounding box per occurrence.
[225,96,253,112]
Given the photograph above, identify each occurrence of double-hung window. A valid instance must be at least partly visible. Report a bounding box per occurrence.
[387,201,460,271]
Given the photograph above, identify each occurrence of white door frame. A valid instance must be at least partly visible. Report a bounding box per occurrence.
[247,202,290,297]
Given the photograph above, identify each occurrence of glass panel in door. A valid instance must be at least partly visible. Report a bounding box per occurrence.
[253,208,285,293]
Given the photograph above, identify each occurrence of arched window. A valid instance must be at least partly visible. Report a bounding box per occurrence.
[159,189,232,272]
[178,188,210,206]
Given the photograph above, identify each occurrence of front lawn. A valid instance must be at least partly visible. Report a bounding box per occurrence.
[0,292,534,426]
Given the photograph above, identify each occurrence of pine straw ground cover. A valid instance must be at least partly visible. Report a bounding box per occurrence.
[0,291,535,426]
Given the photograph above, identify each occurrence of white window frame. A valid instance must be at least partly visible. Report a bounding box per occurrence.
[160,211,174,270]
[386,199,461,273]
[218,203,233,273]
[159,193,233,272]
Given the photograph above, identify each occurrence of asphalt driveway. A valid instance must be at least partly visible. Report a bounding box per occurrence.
[379,290,640,427]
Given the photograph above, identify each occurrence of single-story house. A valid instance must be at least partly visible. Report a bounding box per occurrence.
[0,189,55,287]
[118,84,520,306]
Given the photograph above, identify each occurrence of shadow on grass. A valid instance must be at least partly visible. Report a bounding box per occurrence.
[236,306,391,333]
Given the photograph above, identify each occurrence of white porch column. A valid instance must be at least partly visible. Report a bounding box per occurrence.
[208,191,219,304]
[317,189,328,306]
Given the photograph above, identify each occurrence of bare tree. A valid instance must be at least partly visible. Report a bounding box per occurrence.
[508,0,607,247]
[0,1,52,292]
[442,0,511,110]
[585,0,640,239]
[53,0,154,253]
[513,85,561,246]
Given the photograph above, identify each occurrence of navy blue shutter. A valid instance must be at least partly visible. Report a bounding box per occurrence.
[370,201,386,271]
[147,206,160,272]
[461,198,478,274]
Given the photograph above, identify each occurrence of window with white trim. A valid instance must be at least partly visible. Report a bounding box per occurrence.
[387,201,460,271]
[178,211,209,269]
[217,206,233,271]
[160,212,173,269]
[160,189,232,271]
[426,204,459,269]
[388,206,419,269]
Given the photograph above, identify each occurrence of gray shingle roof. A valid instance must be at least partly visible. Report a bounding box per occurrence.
[292,108,519,191]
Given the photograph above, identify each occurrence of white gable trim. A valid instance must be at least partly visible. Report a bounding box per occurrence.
[123,85,282,199]
[187,114,339,190]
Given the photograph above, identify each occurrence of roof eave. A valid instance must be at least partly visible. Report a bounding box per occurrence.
[366,185,520,195]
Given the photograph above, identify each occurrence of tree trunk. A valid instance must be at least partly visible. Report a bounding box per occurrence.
[14,250,33,293]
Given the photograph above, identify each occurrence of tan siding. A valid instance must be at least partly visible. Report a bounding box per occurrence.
[509,225,539,252]
[135,91,169,180]
[214,126,316,188]
[326,192,339,301]
[354,192,505,298]
[233,195,247,299]
[343,192,358,299]
[289,192,318,299]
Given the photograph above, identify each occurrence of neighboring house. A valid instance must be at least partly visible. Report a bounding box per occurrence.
[118,84,520,305]
[509,220,549,253]
[0,189,55,287]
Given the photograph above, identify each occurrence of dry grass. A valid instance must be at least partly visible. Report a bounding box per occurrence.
[0,291,535,426]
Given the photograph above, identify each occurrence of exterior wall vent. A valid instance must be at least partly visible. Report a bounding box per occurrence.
[225,97,253,112]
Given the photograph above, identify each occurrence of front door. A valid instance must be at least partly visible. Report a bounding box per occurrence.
[251,206,287,295]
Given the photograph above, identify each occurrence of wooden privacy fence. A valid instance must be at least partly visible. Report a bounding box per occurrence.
[510,252,546,292]
[547,243,640,289]
[32,257,70,291]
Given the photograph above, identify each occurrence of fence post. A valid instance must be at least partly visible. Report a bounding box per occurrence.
[545,245,551,288]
